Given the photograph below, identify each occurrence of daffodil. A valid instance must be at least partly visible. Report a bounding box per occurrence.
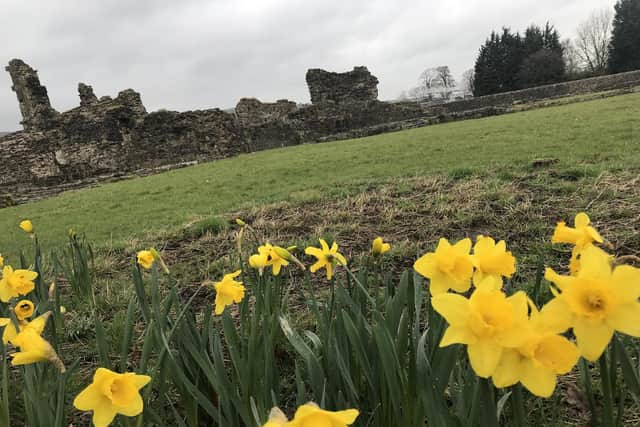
[0,309,47,344]
[552,212,604,275]
[414,238,473,295]
[0,265,38,302]
[136,250,155,270]
[14,299,34,321]
[471,236,516,290]
[212,270,245,315]
[305,239,347,280]
[74,368,151,427]
[492,301,579,397]
[19,219,33,233]
[249,243,290,276]
[552,212,603,249]
[0,254,3,267]
[371,237,391,255]
[7,312,65,371]
[263,402,359,427]
[432,286,529,377]
[263,407,289,427]
[543,245,640,361]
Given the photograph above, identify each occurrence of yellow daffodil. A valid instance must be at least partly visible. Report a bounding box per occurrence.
[552,212,603,249]
[263,402,359,427]
[14,299,34,321]
[19,219,34,233]
[0,265,38,302]
[305,239,347,280]
[432,286,529,377]
[492,301,579,397]
[0,254,3,267]
[263,407,289,427]
[414,238,473,295]
[7,312,64,371]
[249,243,290,276]
[543,245,640,361]
[552,212,604,275]
[74,368,151,427]
[371,237,391,255]
[0,310,48,344]
[212,270,245,315]
[136,250,155,270]
[471,236,516,290]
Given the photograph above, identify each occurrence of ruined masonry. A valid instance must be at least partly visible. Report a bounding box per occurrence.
[2,58,640,207]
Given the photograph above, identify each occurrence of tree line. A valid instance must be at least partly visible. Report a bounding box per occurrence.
[473,0,639,96]
[399,0,639,101]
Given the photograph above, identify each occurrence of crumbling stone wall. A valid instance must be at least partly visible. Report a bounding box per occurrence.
[78,83,98,106]
[306,66,378,104]
[235,98,297,126]
[5,59,58,131]
[1,59,639,208]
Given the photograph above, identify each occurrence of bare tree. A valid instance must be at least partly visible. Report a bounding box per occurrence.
[417,66,456,101]
[562,38,582,78]
[460,69,475,96]
[575,8,613,74]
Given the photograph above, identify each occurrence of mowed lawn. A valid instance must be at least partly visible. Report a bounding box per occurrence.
[1,93,638,253]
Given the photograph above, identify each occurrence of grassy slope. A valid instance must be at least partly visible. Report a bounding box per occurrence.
[1,93,638,254]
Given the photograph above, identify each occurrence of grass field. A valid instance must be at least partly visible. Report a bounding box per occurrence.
[0,92,638,255]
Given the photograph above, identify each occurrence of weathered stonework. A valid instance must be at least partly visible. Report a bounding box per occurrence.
[306,66,378,104]
[78,83,98,106]
[5,59,58,131]
[1,59,639,208]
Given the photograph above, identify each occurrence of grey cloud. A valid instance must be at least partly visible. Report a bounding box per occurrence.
[0,0,616,130]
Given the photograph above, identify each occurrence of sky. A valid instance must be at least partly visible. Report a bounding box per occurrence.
[0,0,616,130]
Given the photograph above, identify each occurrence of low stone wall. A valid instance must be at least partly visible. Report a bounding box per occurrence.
[1,61,639,208]
[433,70,640,114]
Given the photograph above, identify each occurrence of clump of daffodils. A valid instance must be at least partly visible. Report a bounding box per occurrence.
[416,212,640,397]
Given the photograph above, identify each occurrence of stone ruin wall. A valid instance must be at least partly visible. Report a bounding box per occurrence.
[1,59,640,207]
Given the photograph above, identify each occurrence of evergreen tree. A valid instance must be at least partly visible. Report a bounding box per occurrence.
[473,23,565,96]
[609,0,640,72]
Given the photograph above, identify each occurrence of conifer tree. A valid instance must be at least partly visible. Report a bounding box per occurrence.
[609,0,640,72]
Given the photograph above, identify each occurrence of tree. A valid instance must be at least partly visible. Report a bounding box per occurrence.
[562,38,583,78]
[517,49,566,87]
[609,0,640,73]
[576,8,613,74]
[518,23,565,87]
[461,69,475,96]
[416,66,457,101]
[473,23,564,96]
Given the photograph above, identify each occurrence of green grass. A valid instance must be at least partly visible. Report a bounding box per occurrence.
[1,93,638,254]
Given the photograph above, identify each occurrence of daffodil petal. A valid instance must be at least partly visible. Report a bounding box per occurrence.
[492,349,521,388]
[611,265,640,302]
[431,293,471,326]
[440,326,476,347]
[520,360,557,398]
[608,302,640,337]
[468,341,502,378]
[573,317,613,361]
[73,384,105,411]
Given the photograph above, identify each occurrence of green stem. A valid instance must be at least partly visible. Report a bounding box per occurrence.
[600,351,615,427]
[580,358,597,420]
[512,384,527,427]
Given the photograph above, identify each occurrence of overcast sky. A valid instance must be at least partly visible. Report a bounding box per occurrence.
[0,0,616,130]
